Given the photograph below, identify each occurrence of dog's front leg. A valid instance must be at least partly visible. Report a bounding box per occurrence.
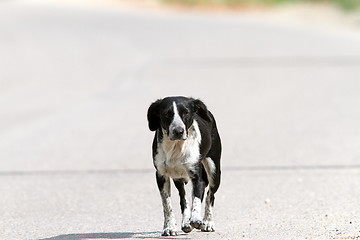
[173,179,193,233]
[156,172,178,236]
[189,171,206,230]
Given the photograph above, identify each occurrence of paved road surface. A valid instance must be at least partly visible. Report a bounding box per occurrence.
[1,1,360,239]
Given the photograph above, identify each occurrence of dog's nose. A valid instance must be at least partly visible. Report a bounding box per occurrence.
[173,127,184,137]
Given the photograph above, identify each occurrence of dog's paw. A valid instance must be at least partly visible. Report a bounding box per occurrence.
[181,223,193,233]
[161,228,178,236]
[190,219,204,230]
[201,221,215,232]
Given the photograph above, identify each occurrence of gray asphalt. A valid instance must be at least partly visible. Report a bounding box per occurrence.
[1,1,360,239]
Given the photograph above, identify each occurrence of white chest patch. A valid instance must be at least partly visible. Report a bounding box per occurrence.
[154,120,202,180]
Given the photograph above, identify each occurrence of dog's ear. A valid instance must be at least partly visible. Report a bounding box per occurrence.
[147,99,162,131]
[192,99,212,122]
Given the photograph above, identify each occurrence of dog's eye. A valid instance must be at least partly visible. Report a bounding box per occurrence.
[182,111,189,117]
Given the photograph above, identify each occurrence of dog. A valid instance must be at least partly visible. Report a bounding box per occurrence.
[147,96,221,236]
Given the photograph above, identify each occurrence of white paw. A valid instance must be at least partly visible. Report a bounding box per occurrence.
[201,221,215,232]
[162,228,178,236]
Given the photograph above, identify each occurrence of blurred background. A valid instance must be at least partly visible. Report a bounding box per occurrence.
[1,0,360,239]
[1,0,360,171]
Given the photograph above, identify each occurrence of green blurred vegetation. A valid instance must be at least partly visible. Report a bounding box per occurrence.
[163,0,360,10]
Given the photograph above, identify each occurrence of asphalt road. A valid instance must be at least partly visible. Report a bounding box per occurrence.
[1,1,360,239]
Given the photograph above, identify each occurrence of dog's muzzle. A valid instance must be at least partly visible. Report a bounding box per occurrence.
[169,126,187,140]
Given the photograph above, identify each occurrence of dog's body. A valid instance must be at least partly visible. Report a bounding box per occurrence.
[147,96,221,236]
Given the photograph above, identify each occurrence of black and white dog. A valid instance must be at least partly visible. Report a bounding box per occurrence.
[147,96,221,236]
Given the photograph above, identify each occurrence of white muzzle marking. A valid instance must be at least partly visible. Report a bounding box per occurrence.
[169,102,187,140]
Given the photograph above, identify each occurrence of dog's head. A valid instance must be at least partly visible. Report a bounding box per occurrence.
[147,96,211,140]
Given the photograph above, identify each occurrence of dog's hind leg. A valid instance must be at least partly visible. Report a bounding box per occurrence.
[174,179,193,233]
[156,172,177,236]
[202,189,215,232]
[202,157,221,232]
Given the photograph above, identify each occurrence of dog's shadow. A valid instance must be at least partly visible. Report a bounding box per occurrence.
[39,231,191,240]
